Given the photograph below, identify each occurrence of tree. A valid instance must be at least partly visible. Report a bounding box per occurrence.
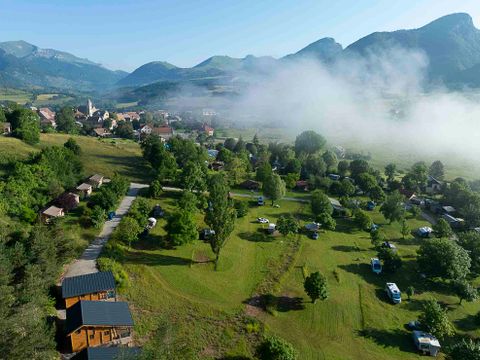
[64,137,81,155]
[141,135,177,180]
[256,162,273,183]
[277,215,299,236]
[302,154,327,178]
[419,299,455,340]
[205,174,236,270]
[234,200,249,218]
[458,231,480,275]
[447,338,480,360]
[8,108,40,144]
[380,191,405,223]
[409,161,429,188]
[401,219,410,239]
[370,229,385,248]
[357,173,377,193]
[317,212,336,231]
[116,216,142,248]
[429,160,445,180]
[354,209,373,231]
[223,137,237,151]
[406,286,415,300]
[409,205,421,218]
[378,248,402,273]
[181,161,207,193]
[166,193,198,246]
[322,150,338,171]
[263,173,286,206]
[225,156,248,186]
[452,280,478,305]
[349,159,370,180]
[332,179,355,197]
[417,238,471,280]
[294,130,326,155]
[56,106,77,133]
[115,121,134,139]
[369,185,385,203]
[257,335,297,360]
[233,136,246,153]
[385,163,397,182]
[150,178,163,198]
[337,160,350,177]
[304,271,328,303]
[90,206,106,228]
[310,190,333,218]
[433,218,453,238]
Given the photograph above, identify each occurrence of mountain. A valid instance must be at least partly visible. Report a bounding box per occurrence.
[283,37,343,62]
[346,13,480,84]
[0,40,127,91]
[118,54,279,87]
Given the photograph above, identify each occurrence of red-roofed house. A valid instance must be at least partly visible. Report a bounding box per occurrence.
[202,124,214,136]
[151,126,173,140]
[38,108,56,128]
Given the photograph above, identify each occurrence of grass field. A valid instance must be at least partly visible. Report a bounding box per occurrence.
[114,192,480,359]
[0,134,150,182]
[0,88,33,104]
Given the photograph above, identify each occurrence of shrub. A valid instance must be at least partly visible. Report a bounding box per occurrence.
[234,199,249,218]
[257,335,297,360]
[97,257,129,290]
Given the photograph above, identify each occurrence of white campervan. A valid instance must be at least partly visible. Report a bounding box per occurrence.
[385,282,401,304]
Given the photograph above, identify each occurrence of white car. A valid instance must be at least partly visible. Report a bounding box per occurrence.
[257,217,269,224]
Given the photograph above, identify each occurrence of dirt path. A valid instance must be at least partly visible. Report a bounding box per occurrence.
[63,182,149,279]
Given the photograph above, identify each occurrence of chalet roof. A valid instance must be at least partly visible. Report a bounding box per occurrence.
[71,347,141,360]
[2,122,11,129]
[42,205,63,217]
[89,174,104,182]
[62,271,116,299]
[76,183,93,191]
[428,176,442,185]
[93,128,110,136]
[442,205,456,213]
[66,301,134,335]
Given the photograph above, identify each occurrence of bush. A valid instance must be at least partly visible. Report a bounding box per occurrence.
[257,335,297,360]
[97,257,130,290]
[234,199,249,218]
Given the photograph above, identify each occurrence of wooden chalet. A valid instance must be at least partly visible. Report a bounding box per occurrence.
[66,301,134,353]
[89,174,104,188]
[76,183,93,198]
[41,205,64,223]
[62,271,116,309]
[56,192,80,211]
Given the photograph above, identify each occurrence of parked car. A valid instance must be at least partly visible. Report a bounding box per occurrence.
[311,232,319,240]
[200,228,215,240]
[407,320,422,331]
[257,217,269,224]
[370,258,382,274]
[152,204,164,218]
[382,241,397,251]
[145,217,157,230]
[385,282,402,304]
[257,196,265,206]
[267,223,276,234]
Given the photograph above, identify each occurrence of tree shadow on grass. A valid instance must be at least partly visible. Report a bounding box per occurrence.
[244,294,305,313]
[358,328,416,353]
[124,250,192,266]
[454,313,480,332]
[331,245,365,252]
[335,219,360,234]
[238,230,274,243]
[94,154,151,182]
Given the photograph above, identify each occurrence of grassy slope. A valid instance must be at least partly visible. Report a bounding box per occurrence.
[0,134,150,182]
[119,192,480,359]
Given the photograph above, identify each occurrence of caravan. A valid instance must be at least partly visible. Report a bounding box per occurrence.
[385,282,402,304]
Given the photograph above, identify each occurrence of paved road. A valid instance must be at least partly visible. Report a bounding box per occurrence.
[420,210,437,225]
[63,182,149,279]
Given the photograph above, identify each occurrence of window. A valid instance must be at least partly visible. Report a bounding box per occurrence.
[104,330,110,336]
[89,333,95,340]
[75,329,81,334]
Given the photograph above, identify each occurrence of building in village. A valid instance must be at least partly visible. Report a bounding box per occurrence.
[88,174,104,188]
[41,205,64,223]
[62,271,116,309]
[66,300,134,352]
[38,107,56,128]
[2,122,11,134]
[76,183,93,198]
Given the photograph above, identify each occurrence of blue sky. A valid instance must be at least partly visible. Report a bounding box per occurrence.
[1,0,479,71]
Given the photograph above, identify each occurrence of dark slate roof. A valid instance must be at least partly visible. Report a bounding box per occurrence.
[66,301,134,335]
[62,271,116,299]
[72,347,141,360]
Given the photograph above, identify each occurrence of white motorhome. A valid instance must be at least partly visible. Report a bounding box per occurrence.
[412,331,441,357]
[385,282,402,304]
[268,223,276,234]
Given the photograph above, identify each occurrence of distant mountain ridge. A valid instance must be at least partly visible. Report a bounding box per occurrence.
[119,12,480,89]
[0,40,127,92]
[3,13,480,92]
